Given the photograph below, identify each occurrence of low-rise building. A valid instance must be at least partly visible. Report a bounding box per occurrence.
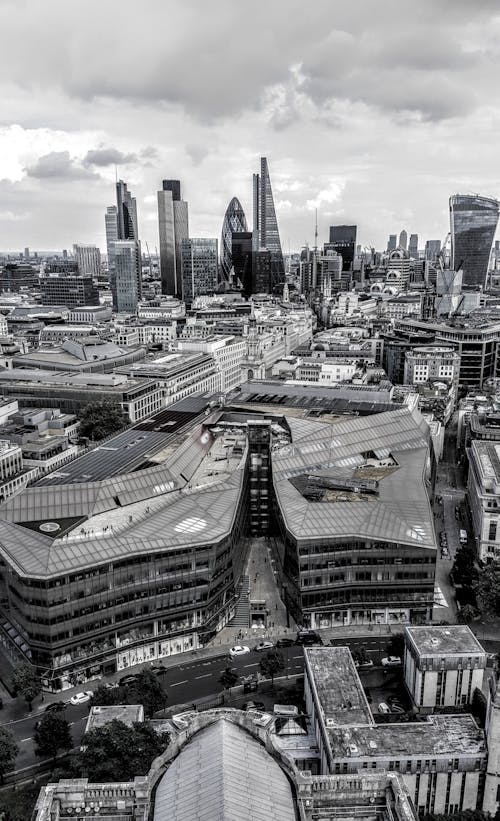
[467,439,500,562]
[176,335,246,392]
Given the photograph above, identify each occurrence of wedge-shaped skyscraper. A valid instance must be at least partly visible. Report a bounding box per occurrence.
[450,194,499,288]
[253,157,285,291]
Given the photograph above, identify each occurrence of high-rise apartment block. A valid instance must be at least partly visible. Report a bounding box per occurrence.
[73,244,101,277]
[158,179,189,296]
[450,194,500,288]
[252,157,285,290]
[328,225,357,271]
[181,238,218,303]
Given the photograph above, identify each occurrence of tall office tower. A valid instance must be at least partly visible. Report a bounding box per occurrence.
[425,239,441,261]
[399,229,408,250]
[180,238,218,304]
[252,157,285,289]
[408,233,418,258]
[450,194,500,288]
[24,247,29,260]
[387,234,397,252]
[73,244,101,277]
[232,231,253,297]
[116,180,138,241]
[105,206,118,269]
[221,197,248,283]
[328,225,357,271]
[111,240,142,312]
[157,180,189,296]
[319,248,342,296]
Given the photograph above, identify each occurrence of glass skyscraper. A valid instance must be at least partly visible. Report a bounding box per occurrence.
[450,194,500,288]
[220,197,248,283]
[157,180,189,297]
[111,240,142,312]
[328,225,357,271]
[181,238,218,304]
[252,157,285,290]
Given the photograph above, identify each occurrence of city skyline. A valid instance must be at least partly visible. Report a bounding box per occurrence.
[2,1,500,252]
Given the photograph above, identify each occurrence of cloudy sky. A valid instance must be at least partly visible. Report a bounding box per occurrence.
[1,0,500,254]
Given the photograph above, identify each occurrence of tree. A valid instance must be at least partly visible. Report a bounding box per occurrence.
[90,685,129,708]
[259,650,285,688]
[385,633,404,659]
[474,561,500,620]
[127,670,168,718]
[11,663,41,711]
[34,712,72,763]
[0,727,18,784]
[458,603,479,624]
[219,666,239,702]
[452,545,478,587]
[78,719,170,782]
[78,401,126,441]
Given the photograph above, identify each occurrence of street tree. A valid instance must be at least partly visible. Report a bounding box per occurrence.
[259,650,285,688]
[219,666,239,702]
[474,561,500,621]
[458,604,479,624]
[11,662,41,711]
[78,401,126,441]
[34,712,72,764]
[127,670,168,718]
[385,633,404,659]
[452,545,478,587]
[90,685,128,707]
[78,719,170,782]
[0,727,18,784]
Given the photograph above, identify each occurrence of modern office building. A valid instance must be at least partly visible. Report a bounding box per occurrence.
[110,240,142,312]
[104,205,118,269]
[409,233,418,258]
[116,180,138,241]
[425,239,442,261]
[181,238,218,304]
[450,194,500,288]
[399,229,408,251]
[252,157,285,288]
[220,197,248,283]
[232,231,253,297]
[157,179,189,297]
[387,234,397,252]
[328,225,357,271]
[39,272,99,307]
[73,244,101,278]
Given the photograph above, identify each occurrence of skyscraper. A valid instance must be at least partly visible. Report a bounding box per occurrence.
[425,239,441,261]
[105,206,118,269]
[221,197,248,283]
[328,225,357,271]
[387,235,397,252]
[157,180,189,296]
[232,231,253,297]
[399,229,408,251]
[181,238,218,304]
[408,233,418,258]
[252,157,285,289]
[111,241,142,312]
[450,194,500,288]
[73,244,101,277]
[116,180,138,241]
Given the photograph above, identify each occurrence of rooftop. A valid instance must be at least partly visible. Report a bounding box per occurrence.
[85,704,144,734]
[405,625,486,657]
[305,647,373,727]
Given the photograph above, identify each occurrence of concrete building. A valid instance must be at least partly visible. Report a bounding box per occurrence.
[177,335,247,392]
[404,625,486,709]
[119,352,220,407]
[0,439,38,502]
[404,346,460,389]
[39,272,99,308]
[68,305,112,324]
[467,439,500,562]
[74,244,101,277]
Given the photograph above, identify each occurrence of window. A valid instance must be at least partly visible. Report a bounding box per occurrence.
[489,521,497,542]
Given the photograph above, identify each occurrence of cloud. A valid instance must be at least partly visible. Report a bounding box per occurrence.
[83,147,137,166]
[185,144,209,166]
[25,151,99,181]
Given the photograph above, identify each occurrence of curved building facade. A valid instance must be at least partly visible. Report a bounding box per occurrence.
[221,197,248,283]
[450,194,499,288]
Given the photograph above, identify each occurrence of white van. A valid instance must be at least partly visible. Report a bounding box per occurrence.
[459,529,468,544]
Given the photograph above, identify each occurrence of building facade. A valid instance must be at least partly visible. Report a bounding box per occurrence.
[181,238,218,304]
[157,179,189,297]
[39,273,99,307]
[111,240,142,312]
[450,194,500,289]
[220,197,248,284]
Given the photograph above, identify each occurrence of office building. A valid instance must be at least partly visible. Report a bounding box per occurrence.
[73,244,101,277]
[181,238,218,304]
[425,239,442,261]
[408,233,418,258]
[39,272,99,307]
[232,231,253,297]
[157,179,189,297]
[399,229,408,250]
[387,234,397,252]
[328,225,357,271]
[450,194,500,288]
[253,157,285,288]
[116,180,138,241]
[467,439,500,563]
[110,240,142,312]
[104,205,118,268]
[220,197,248,283]
[404,346,460,388]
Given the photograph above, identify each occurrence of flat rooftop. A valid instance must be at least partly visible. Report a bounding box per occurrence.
[405,625,486,657]
[85,704,144,733]
[305,647,373,727]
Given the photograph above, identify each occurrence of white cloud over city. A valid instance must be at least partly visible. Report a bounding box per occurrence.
[1,0,500,251]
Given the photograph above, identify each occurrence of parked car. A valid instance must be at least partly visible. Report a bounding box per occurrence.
[229,645,251,658]
[378,702,390,714]
[44,701,66,713]
[296,631,323,646]
[150,665,168,676]
[255,641,274,652]
[441,547,449,558]
[455,505,461,520]
[276,638,295,648]
[242,701,266,712]
[354,659,374,669]
[103,681,120,690]
[69,691,93,706]
[381,656,401,667]
[119,674,139,686]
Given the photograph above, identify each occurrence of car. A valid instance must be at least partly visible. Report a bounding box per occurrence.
[276,638,295,648]
[103,681,120,690]
[296,631,323,646]
[441,547,449,558]
[150,665,168,676]
[354,659,374,669]
[229,645,251,658]
[119,674,139,686]
[44,701,66,713]
[69,691,93,705]
[255,641,274,652]
[378,702,390,714]
[242,701,266,712]
[390,704,405,714]
[381,656,401,667]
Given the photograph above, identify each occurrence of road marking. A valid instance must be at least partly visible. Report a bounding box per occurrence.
[169,680,188,687]
[195,673,212,680]
[20,737,32,743]
[243,663,259,668]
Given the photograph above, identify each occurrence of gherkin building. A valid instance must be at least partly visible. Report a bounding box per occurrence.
[221,197,248,282]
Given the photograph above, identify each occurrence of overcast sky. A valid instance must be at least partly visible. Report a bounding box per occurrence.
[1,0,500,254]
